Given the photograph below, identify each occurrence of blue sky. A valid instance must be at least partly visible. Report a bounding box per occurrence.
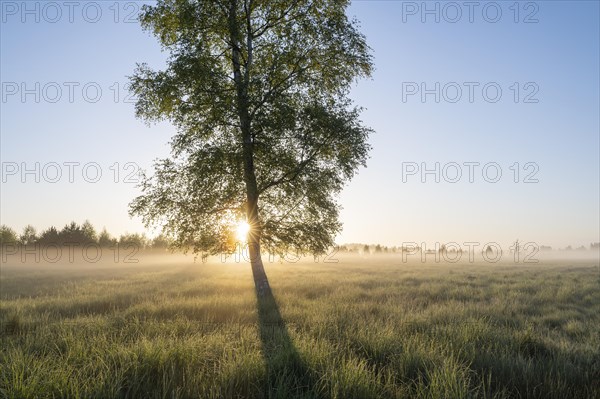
[1,1,599,249]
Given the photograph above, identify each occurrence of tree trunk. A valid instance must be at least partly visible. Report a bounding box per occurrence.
[248,239,270,297]
[228,0,271,297]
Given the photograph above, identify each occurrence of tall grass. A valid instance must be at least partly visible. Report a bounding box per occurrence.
[1,254,598,398]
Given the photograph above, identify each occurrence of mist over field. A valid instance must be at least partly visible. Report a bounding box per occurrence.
[1,251,599,398]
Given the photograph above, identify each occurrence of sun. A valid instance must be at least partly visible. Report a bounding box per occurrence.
[236,221,251,242]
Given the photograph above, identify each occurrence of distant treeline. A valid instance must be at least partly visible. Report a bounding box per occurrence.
[1,223,598,253]
[337,242,600,253]
[0,222,170,248]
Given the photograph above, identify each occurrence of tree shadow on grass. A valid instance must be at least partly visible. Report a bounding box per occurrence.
[256,277,318,399]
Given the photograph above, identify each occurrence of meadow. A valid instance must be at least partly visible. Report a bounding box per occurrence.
[1,252,598,398]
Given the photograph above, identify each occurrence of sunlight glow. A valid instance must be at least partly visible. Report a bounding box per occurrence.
[236,221,251,242]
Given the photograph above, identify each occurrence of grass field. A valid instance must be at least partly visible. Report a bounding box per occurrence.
[1,253,599,398]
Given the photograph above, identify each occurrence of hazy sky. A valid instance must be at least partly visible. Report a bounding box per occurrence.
[1,1,599,249]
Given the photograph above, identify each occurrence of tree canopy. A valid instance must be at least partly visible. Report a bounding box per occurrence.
[129,0,374,258]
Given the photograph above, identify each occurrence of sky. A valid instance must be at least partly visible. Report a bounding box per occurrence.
[1,0,599,250]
